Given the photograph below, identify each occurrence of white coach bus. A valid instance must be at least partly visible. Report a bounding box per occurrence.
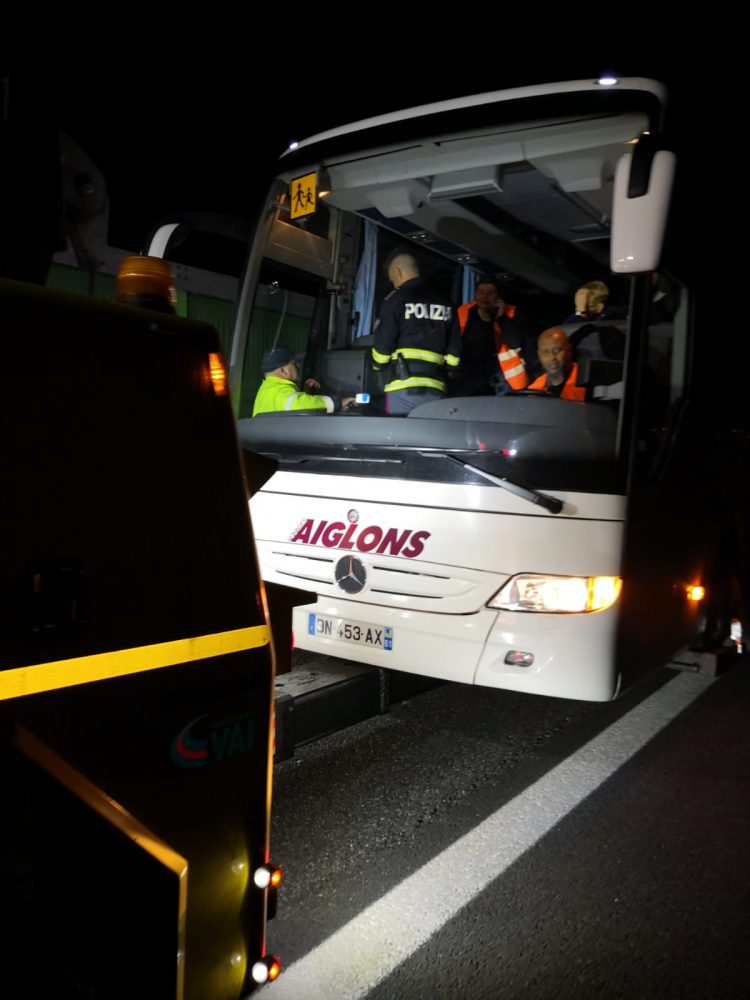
[153,77,745,701]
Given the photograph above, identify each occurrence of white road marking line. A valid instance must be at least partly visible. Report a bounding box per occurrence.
[271,671,712,999]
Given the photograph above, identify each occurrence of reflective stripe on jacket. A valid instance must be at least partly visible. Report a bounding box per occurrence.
[527,363,586,401]
[456,301,528,390]
[252,375,334,416]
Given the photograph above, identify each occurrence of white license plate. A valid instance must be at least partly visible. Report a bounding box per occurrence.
[307,613,393,650]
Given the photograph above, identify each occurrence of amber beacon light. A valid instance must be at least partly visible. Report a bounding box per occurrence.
[115,254,177,312]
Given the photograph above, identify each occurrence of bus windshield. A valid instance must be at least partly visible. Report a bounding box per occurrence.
[235,82,670,498]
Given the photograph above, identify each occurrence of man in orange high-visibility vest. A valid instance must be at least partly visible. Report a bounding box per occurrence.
[453,276,528,396]
[527,327,586,401]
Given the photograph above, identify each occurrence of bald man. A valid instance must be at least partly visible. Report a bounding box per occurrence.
[527,327,586,401]
[371,251,461,414]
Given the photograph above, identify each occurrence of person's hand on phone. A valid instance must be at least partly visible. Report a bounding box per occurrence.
[304,377,321,392]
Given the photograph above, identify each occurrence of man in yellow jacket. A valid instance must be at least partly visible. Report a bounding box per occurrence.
[253,346,354,416]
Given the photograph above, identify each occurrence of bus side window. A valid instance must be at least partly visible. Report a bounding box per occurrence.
[238,278,326,418]
[633,279,687,483]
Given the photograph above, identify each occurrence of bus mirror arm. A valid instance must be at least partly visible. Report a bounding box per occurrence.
[438,454,563,514]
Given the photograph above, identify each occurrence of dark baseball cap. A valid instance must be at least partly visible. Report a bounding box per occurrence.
[261,346,300,373]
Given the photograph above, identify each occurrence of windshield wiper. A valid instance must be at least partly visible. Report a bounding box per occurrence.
[437,454,563,514]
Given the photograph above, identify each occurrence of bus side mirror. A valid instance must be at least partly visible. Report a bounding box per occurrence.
[611,141,676,274]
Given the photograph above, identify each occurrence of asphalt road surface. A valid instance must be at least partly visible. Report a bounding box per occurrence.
[266,659,750,999]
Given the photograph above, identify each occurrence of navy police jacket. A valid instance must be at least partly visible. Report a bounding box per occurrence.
[372,276,461,393]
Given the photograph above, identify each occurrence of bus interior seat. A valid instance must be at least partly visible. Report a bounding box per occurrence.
[318,344,384,410]
[577,357,623,387]
[578,357,624,401]
[563,321,627,363]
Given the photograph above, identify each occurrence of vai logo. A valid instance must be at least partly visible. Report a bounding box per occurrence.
[171,712,255,769]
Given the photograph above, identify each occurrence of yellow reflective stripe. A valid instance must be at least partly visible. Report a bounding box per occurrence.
[395,348,444,365]
[0,625,270,701]
[284,392,300,410]
[444,354,459,367]
[372,348,391,364]
[384,377,446,392]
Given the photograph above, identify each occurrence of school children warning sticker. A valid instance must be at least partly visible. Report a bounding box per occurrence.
[290,172,317,219]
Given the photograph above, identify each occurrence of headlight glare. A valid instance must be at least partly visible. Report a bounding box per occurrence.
[488,574,621,613]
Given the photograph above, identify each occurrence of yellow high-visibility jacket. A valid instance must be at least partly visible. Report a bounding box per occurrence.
[252,376,334,416]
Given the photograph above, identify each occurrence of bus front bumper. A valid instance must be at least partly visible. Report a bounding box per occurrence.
[292,600,620,701]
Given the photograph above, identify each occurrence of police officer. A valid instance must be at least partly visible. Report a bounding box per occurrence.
[371,252,460,414]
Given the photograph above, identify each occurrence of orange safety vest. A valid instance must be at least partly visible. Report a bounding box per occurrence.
[457,302,528,390]
[528,363,586,401]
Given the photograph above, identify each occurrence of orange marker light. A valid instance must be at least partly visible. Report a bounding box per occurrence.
[251,955,282,984]
[268,957,282,981]
[253,862,282,889]
[687,585,706,602]
[208,352,227,395]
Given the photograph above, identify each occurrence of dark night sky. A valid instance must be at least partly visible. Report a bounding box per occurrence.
[47,45,734,264]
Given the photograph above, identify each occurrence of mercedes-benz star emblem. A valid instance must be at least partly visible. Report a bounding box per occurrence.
[334,555,367,595]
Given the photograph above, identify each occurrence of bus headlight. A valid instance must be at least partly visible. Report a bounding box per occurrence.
[488,574,622,613]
